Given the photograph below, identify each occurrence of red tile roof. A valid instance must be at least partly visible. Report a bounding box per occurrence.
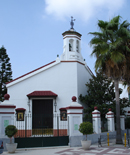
[27,91,58,98]
[15,108,26,111]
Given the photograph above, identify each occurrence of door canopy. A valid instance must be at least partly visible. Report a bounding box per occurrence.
[27,91,58,99]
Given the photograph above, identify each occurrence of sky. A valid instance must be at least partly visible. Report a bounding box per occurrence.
[0,0,130,79]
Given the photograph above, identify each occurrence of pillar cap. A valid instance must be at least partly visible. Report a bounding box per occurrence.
[92,107,100,114]
[106,108,114,115]
[66,96,83,109]
[1,94,14,105]
[72,96,77,102]
[4,94,10,100]
[94,106,98,110]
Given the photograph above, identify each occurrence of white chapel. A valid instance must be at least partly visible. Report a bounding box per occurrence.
[2,18,93,137]
[6,18,93,113]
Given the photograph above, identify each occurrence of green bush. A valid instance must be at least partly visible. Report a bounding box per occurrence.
[5,125,18,143]
[79,122,93,137]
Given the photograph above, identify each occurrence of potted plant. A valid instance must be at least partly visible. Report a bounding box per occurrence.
[79,122,93,150]
[5,125,18,153]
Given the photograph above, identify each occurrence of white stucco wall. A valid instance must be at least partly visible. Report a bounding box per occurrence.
[77,62,92,107]
[7,61,91,113]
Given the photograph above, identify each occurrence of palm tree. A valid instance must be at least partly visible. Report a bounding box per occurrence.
[89,16,130,144]
[123,40,130,92]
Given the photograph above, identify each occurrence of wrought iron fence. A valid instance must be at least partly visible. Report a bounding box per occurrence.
[14,113,69,137]
[101,118,108,132]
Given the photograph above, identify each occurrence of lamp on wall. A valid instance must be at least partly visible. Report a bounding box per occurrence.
[27,99,31,113]
[54,98,57,112]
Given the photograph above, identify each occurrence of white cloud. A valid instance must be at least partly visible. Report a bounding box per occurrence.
[44,0,125,22]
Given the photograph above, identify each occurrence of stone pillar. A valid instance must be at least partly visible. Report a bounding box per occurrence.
[120,115,125,130]
[106,108,115,132]
[66,96,83,136]
[0,94,16,138]
[92,107,101,134]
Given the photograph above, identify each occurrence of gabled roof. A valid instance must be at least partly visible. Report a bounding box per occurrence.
[6,59,94,87]
[27,91,58,99]
[6,60,56,85]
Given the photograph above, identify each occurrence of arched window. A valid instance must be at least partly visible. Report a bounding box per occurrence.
[69,39,74,51]
[76,40,79,52]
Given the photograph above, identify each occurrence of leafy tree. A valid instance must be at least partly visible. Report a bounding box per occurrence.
[79,122,93,140]
[5,125,18,143]
[0,46,12,101]
[79,71,130,120]
[125,116,130,129]
[89,16,130,144]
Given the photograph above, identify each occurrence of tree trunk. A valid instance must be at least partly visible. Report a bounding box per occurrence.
[114,79,123,144]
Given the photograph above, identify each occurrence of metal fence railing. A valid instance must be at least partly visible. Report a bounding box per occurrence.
[14,113,69,138]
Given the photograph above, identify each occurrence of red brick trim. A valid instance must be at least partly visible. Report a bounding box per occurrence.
[15,130,32,138]
[0,105,16,108]
[107,113,114,115]
[15,108,26,111]
[6,61,56,84]
[92,112,100,114]
[66,106,83,109]
[59,108,66,111]
[61,61,94,76]
[0,112,15,114]
[67,113,83,114]
[27,91,58,98]
[61,61,85,66]
[87,66,94,76]
[53,129,67,136]
[14,129,68,137]
[92,116,100,118]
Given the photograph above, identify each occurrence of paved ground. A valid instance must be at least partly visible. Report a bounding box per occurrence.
[2,144,130,155]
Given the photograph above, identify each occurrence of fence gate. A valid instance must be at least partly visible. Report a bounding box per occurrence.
[101,118,108,132]
[14,113,69,148]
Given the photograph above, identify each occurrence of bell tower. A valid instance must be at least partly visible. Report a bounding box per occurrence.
[60,17,84,63]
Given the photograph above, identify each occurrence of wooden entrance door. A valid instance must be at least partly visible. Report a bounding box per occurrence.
[32,99,53,135]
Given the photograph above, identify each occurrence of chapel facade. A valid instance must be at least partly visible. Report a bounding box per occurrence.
[5,19,93,136]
